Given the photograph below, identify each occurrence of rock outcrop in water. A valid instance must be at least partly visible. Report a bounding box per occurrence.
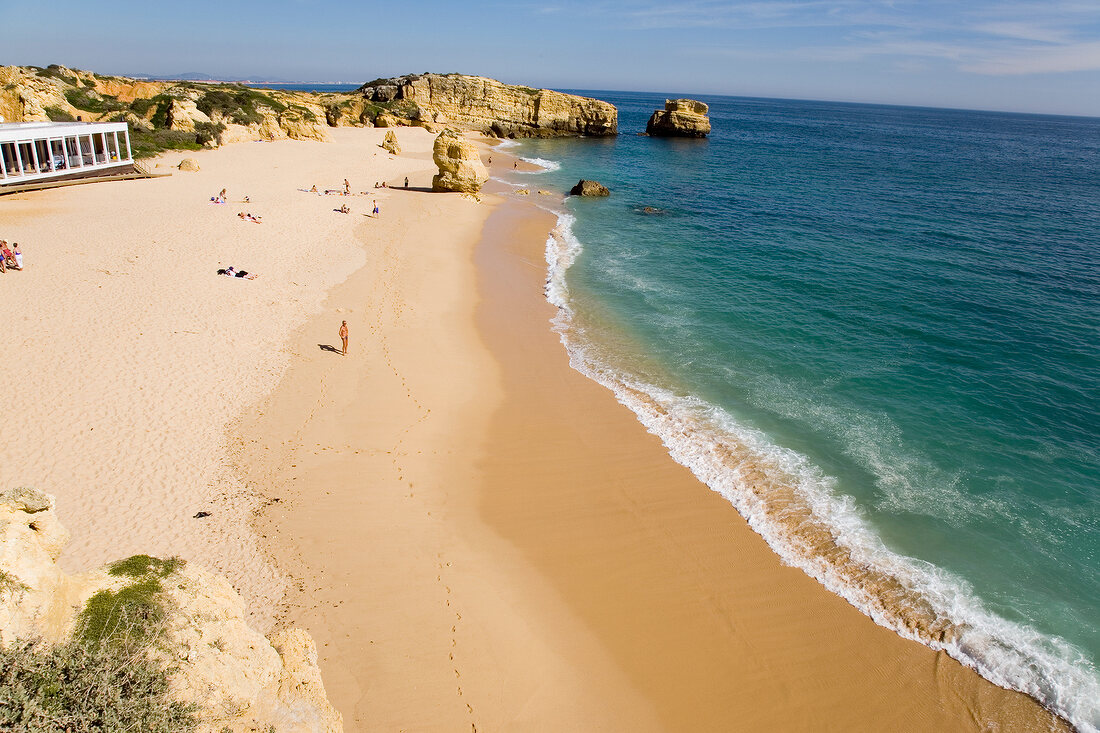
[646,99,711,137]
[569,179,610,197]
[0,488,342,732]
[358,73,618,138]
[432,130,489,193]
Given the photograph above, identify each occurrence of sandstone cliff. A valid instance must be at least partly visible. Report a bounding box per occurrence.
[0,65,335,156]
[0,65,620,159]
[646,98,711,137]
[358,73,618,138]
[0,488,342,732]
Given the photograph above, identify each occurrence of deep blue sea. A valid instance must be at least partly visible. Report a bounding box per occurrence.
[502,92,1099,730]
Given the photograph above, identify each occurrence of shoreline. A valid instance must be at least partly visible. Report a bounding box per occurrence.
[240,141,1065,728]
[0,127,1069,729]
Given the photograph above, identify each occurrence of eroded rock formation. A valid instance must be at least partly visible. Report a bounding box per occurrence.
[432,130,489,194]
[382,129,401,155]
[0,488,342,732]
[359,74,618,138]
[569,179,610,197]
[646,99,711,137]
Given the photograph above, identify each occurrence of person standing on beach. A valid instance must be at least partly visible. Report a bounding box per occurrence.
[344,179,350,195]
[339,320,349,356]
[404,176,409,188]
[372,201,380,217]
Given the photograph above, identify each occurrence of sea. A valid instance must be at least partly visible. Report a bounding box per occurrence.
[499,91,1099,731]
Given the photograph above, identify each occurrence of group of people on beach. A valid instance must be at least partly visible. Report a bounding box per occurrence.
[0,240,24,273]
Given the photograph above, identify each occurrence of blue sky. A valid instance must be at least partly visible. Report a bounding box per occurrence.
[3,0,1099,116]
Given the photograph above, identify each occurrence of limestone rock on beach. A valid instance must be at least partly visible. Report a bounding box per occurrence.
[646,99,711,137]
[432,129,489,193]
[178,158,200,172]
[0,488,342,732]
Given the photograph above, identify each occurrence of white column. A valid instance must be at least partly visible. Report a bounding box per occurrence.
[14,141,24,175]
[29,139,40,174]
[0,144,6,179]
[100,132,108,164]
[112,131,120,161]
[123,129,132,160]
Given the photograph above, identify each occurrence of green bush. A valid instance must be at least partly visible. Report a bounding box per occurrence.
[196,86,285,126]
[64,87,125,115]
[194,121,227,146]
[0,554,195,731]
[43,106,75,122]
[0,638,197,732]
[35,64,79,87]
[128,129,203,159]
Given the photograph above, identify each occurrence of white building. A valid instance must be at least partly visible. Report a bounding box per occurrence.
[0,121,133,186]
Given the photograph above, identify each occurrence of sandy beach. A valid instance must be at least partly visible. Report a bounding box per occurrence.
[0,128,1066,731]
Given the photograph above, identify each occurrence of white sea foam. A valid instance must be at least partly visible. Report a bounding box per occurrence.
[542,209,1100,733]
[519,156,561,172]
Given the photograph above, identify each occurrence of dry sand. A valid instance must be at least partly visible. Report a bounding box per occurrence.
[0,127,1065,731]
[0,126,438,626]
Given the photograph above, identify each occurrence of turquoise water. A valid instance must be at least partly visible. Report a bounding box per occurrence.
[505,93,1099,729]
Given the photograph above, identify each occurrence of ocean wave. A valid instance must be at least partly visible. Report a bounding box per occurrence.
[542,210,1100,733]
[519,156,561,172]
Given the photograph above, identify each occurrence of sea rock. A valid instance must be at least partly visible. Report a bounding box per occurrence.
[382,129,401,155]
[569,179,610,197]
[0,488,342,732]
[646,99,711,137]
[432,129,489,194]
[178,158,200,172]
[358,74,617,138]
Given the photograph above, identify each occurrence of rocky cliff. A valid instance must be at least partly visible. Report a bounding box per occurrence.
[0,65,335,156]
[358,73,618,138]
[0,488,342,732]
[646,98,711,137]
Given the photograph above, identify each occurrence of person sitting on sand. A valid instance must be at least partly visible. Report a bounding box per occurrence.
[13,244,22,270]
[310,184,318,193]
[338,204,350,214]
[0,242,7,274]
[219,188,227,202]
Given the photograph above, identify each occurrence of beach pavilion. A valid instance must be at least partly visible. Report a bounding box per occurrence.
[0,120,133,186]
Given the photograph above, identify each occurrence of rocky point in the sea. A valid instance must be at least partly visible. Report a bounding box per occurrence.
[570,179,611,197]
[432,129,489,193]
[646,99,711,137]
[359,73,618,138]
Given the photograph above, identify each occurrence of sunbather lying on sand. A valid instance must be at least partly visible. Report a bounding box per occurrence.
[218,266,258,279]
[237,212,263,223]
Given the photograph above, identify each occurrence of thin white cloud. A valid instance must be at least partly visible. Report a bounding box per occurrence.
[963,40,1100,74]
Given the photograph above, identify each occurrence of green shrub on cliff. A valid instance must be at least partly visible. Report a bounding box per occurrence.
[0,554,196,731]
[197,86,286,126]
[0,638,197,732]
[79,554,184,648]
[63,87,125,115]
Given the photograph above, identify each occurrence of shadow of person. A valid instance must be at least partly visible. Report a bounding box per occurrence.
[318,344,342,354]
